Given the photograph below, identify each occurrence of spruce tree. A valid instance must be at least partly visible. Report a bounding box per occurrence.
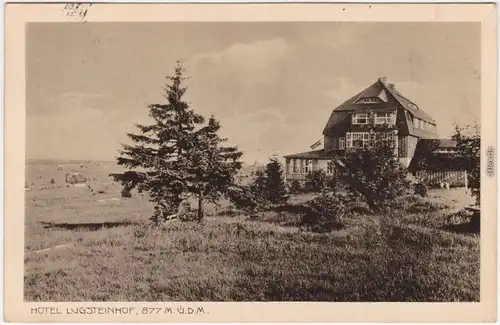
[111,61,242,223]
[250,156,288,204]
[185,116,243,221]
[264,156,288,204]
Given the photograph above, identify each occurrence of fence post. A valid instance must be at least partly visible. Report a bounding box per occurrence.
[464,170,468,192]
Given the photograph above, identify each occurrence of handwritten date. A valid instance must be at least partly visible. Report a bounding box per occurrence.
[63,3,92,21]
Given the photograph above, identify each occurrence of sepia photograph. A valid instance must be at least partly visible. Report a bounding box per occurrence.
[4,3,497,323]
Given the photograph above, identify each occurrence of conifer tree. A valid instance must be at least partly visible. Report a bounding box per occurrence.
[185,116,243,221]
[111,61,242,223]
[250,156,288,204]
[264,156,288,204]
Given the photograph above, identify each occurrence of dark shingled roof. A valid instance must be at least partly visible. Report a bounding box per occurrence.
[382,80,436,124]
[323,78,438,137]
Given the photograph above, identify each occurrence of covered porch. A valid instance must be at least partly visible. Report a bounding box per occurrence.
[283,150,336,182]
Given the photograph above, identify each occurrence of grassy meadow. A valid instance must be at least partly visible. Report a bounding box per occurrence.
[25,161,479,302]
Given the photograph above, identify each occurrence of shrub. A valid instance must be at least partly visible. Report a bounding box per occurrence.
[335,118,410,212]
[413,182,428,197]
[226,185,263,213]
[453,123,480,206]
[301,193,346,233]
[325,176,339,190]
[304,170,328,192]
[288,179,303,194]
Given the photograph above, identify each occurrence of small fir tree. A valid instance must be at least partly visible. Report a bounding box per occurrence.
[249,168,267,200]
[263,156,288,204]
[250,156,288,204]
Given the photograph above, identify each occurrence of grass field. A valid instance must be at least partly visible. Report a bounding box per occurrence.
[24,161,479,302]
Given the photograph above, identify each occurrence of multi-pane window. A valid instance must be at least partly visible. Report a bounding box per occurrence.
[352,113,369,124]
[339,137,346,150]
[302,160,313,174]
[379,132,398,147]
[346,132,398,151]
[346,132,370,148]
[326,161,335,175]
[375,112,396,125]
[292,159,298,173]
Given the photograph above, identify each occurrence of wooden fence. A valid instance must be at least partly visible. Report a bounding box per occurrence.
[414,170,467,187]
[286,169,468,188]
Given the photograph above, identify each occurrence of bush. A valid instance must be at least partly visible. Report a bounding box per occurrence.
[325,176,339,190]
[226,185,263,213]
[413,182,428,197]
[288,179,303,194]
[301,193,346,233]
[453,124,480,206]
[335,120,410,212]
[304,170,328,192]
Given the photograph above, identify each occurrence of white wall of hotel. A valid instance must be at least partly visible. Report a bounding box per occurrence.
[284,157,413,182]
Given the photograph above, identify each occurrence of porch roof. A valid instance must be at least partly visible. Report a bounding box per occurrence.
[284,149,334,159]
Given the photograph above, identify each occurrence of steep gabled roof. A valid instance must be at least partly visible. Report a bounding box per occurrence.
[323,77,437,136]
[380,79,436,124]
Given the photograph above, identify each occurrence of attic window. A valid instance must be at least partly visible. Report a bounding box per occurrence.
[356,97,382,104]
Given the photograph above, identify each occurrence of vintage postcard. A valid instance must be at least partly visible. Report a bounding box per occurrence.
[3,2,498,323]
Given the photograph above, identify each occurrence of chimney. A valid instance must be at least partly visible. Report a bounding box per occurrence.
[378,77,387,83]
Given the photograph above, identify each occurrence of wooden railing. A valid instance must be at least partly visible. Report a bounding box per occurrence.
[414,170,467,187]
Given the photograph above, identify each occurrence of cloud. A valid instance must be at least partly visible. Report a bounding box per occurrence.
[183,38,294,120]
[245,107,288,127]
[213,107,321,163]
[189,38,293,74]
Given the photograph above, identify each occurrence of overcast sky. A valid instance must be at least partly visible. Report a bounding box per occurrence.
[27,22,480,163]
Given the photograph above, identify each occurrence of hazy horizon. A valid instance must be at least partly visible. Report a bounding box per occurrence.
[27,22,480,164]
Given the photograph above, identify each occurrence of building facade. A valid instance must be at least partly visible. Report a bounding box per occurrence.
[284,77,457,182]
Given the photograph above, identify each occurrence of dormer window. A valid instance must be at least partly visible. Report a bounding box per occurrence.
[356,97,382,104]
[375,112,396,125]
[352,113,369,124]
